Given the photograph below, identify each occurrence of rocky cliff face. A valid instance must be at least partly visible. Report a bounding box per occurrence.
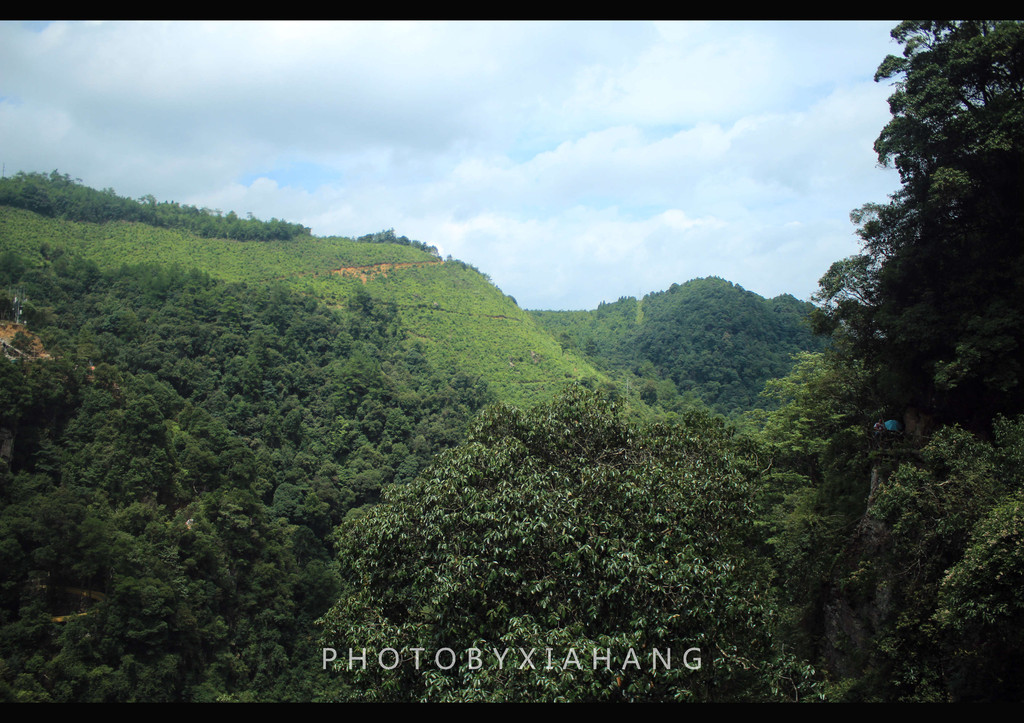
[821,465,894,681]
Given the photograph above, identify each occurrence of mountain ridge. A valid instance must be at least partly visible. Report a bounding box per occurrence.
[1,171,822,413]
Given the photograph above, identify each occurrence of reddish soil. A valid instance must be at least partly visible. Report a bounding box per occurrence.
[330,260,441,283]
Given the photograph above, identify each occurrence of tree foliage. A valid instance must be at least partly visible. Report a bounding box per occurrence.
[355,228,440,256]
[0,255,492,701]
[849,419,1024,701]
[815,21,1024,429]
[533,277,825,417]
[318,386,820,702]
[753,21,1024,702]
[0,171,310,241]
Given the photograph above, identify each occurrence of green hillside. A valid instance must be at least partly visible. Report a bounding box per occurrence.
[308,261,602,406]
[2,195,826,417]
[0,256,498,701]
[5,20,1024,703]
[532,277,825,416]
[0,181,608,700]
[0,203,604,409]
[2,175,821,415]
[0,205,437,285]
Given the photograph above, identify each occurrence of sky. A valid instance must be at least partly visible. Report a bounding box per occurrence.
[0,20,904,310]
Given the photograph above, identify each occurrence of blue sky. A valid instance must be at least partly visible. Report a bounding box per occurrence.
[0,20,902,310]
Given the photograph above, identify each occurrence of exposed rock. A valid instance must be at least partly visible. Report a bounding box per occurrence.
[822,466,894,680]
[0,322,50,361]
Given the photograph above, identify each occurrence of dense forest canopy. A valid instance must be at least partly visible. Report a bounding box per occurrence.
[0,256,491,700]
[771,20,1024,701]
[319,386,820,702]
[0,170,312,242]
[2,19,1024,703]
[532,278,825,417]
[0,195,822,700]
[814,20,1024,431]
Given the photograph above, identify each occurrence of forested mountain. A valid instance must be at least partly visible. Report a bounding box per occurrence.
[0,174,819,701]
[318,20,1024,702]
[0,195,606,409]
[813,21,1024,433]
[532,277,825,416]
[0,258,494,700]
[3,19,1023,702]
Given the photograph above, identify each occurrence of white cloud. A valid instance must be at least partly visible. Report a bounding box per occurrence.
[0,20,902,309]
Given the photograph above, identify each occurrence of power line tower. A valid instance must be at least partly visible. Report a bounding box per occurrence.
[4,288,25,325]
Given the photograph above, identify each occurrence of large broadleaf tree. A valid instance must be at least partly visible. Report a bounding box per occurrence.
[814,21,1024,430]
[318,386,819,702]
